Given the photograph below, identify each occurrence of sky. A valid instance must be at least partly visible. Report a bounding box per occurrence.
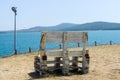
[0,0,120,31]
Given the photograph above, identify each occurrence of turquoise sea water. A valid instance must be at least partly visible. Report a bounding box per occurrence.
[0,30,120,57]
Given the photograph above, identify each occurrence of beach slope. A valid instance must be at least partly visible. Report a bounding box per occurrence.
[0,45,120,80]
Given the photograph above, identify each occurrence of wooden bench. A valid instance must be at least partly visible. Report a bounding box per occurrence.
[34,32,89,76]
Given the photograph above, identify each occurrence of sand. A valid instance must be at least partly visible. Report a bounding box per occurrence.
[0,45,120,80]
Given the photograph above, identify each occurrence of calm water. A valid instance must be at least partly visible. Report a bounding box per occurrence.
[0,30,120,57]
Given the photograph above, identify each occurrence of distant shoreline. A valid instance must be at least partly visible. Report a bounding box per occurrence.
[1,29,120,33]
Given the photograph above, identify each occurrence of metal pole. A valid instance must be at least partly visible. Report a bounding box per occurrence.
[12,7,17,54]
[59,44,62,49]
[14,13,17,54]
[95,41,97,46]
[110,40,112,45]
[78,42,80,47]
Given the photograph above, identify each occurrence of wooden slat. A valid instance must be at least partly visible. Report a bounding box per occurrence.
[69,66,82,70]
[47,66,82,72]
[70,60,82,63]
[82,32,89,74]
[46,50,62,57]
[46,50,83,57]
[62,32,70,75]
[67,32,84,42]
[47,61,62,64]
[45,32,63,42]
[47,60,82,64]
[47,66,62,71]
[68,50,83,56]
[44,32,88,43]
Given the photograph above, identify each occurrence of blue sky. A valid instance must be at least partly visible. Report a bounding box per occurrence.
[0,0,120,31]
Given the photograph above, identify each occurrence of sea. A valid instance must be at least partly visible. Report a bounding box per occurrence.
[0,30,120,58]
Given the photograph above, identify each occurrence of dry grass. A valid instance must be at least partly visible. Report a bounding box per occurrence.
[0,45,120,80]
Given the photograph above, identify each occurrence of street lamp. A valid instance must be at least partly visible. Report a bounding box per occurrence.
[11,7,17,54]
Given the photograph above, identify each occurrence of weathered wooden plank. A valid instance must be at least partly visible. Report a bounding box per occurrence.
[47,66,62,72]
[67,32,84,42]
[82,32,89,74]
[47,60,62,64]
[44,32,88,43]
[62,32,69,75]
[46,50,63,57]
[46,50,83,57]
[69,66,82,70]
[68,50,83,56]
[40,33,46,50]
[45,32,63,42]
[47,60,82,64]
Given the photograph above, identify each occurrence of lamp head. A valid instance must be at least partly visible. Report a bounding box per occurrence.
[11,7,17,15]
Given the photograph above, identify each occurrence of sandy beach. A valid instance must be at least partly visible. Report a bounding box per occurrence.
[0,45,120,80]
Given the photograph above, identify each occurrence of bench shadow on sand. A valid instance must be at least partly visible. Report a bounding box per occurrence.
[28,72,43,79]
[28,70,84,79]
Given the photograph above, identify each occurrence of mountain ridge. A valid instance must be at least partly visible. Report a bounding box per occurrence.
[1,21,120,32]
[22,21,120,31]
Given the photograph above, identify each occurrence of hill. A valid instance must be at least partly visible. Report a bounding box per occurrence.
[19,23,76,32]
[18,21,120,31]
[63,22,120,31]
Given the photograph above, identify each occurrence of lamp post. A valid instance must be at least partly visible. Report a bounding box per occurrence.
[11,7,17,54]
